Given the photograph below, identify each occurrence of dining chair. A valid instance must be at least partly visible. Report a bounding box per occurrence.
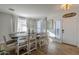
[3,35,17,54]
[37,33,47,48]
[16,35,29,55]
[28,33,37,54]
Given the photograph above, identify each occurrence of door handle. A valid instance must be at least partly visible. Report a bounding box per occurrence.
[62,29,64,33]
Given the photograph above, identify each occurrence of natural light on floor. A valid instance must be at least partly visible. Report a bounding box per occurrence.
[47,30,55,38]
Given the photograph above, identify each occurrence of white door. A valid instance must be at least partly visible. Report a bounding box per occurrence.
[62,17,77,46]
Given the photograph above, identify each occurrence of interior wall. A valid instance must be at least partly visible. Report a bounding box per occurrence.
[0,12,12,43]
[76,16,79,47]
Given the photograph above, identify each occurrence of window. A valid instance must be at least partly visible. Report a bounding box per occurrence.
[17,17,27,32]
[37,20,42,33]
[37,19,46,33]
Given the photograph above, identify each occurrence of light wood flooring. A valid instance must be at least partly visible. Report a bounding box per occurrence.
[31,38,79,55]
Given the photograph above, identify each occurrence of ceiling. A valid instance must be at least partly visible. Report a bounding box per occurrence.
[0,4,59,17]
[0,4,79,18]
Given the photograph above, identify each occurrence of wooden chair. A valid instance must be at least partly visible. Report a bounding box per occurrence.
[3,35,17,54]
[16,35,29,55]
[37,33,47,48]
[28,33,37,54]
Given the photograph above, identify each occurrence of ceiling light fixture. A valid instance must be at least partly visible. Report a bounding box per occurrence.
[61,4,72,11]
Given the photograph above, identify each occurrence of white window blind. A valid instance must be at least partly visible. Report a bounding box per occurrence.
[17,17,27,32]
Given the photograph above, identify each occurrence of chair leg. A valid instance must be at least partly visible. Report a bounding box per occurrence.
[39,41,42,48]
[16,46,19,55]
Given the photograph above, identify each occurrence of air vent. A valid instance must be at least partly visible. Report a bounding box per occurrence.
[8,8,15,11]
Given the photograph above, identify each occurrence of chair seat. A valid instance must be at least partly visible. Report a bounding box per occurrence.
[6,42,17,51]
[6,39,17,45]
[19,41,28,46]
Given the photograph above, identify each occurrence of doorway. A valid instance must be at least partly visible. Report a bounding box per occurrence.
[47,19,61,42]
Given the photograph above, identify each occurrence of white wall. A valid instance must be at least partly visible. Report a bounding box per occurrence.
[76,17,79,47]
[0,12,12,43]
